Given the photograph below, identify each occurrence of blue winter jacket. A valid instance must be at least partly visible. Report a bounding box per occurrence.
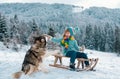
[51,38,79,56]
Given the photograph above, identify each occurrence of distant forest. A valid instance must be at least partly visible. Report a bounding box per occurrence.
[0,3,120,54]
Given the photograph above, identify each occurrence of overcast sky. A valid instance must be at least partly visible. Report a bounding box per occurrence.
[0,0,120,9]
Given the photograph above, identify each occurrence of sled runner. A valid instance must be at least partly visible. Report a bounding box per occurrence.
[49,55,99,71]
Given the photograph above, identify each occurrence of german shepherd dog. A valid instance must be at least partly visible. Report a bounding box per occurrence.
[13,35,47,79]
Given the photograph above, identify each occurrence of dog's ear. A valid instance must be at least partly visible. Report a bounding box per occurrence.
[42,36,47,48]
[42,34,51,42]
[33,36,39,44]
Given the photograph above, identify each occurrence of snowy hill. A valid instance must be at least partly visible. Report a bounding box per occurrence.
[0,43,120,79]
[0,3,120,25]
[0,3,76,22]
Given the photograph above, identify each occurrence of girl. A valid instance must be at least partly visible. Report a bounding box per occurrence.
[49,27,89,70]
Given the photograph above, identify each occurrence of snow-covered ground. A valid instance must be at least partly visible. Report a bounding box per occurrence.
[0,43,120,79]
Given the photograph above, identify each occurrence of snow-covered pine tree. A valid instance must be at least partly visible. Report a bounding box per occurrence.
[74,29,81,46]
[94,25,101,50]
[47,27,57,49]
[104,23,115,52]
[28,19,40,44]
[9,14,21,51]
[99,27,106,52]
[0,13,8,41]
[19,20,31,45]
[115,26,120,55]
[14,14,19,24]
[84,24,95,49]
[31,19,38,32]
[0,13,9,48]
[48,28,56,37]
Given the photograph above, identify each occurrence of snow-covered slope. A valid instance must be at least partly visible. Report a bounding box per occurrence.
[0,43,120,79]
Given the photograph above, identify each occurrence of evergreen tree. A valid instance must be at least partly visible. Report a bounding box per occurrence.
[28,19,40,44]
[31,19,38,32]
[99,27,106,51]
[104,23,115,52]
[94,26,101,50]
[115,26,120,55]
[48,28,55,37]
[10,15,20,43]
[0,13,9,48]
[47,27,57,49]
[19,20,31,44]
[9,14,21,51]
[0,13,8,41]
[84,24,95,49]
[14,14,19,24]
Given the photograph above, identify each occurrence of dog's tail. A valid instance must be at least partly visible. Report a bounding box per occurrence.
[12,71,23,79]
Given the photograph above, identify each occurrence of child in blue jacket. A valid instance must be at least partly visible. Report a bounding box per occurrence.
[50,27,89,70]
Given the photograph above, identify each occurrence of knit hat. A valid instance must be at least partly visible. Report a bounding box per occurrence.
[67,27,74,36]
[67,27,79,36]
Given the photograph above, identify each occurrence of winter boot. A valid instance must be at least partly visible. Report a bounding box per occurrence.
[69,63,75,70]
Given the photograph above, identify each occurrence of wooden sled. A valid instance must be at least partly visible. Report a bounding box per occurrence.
[49,55,99,71]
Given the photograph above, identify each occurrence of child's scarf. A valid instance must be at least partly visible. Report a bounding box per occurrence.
[61,36,75,49]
